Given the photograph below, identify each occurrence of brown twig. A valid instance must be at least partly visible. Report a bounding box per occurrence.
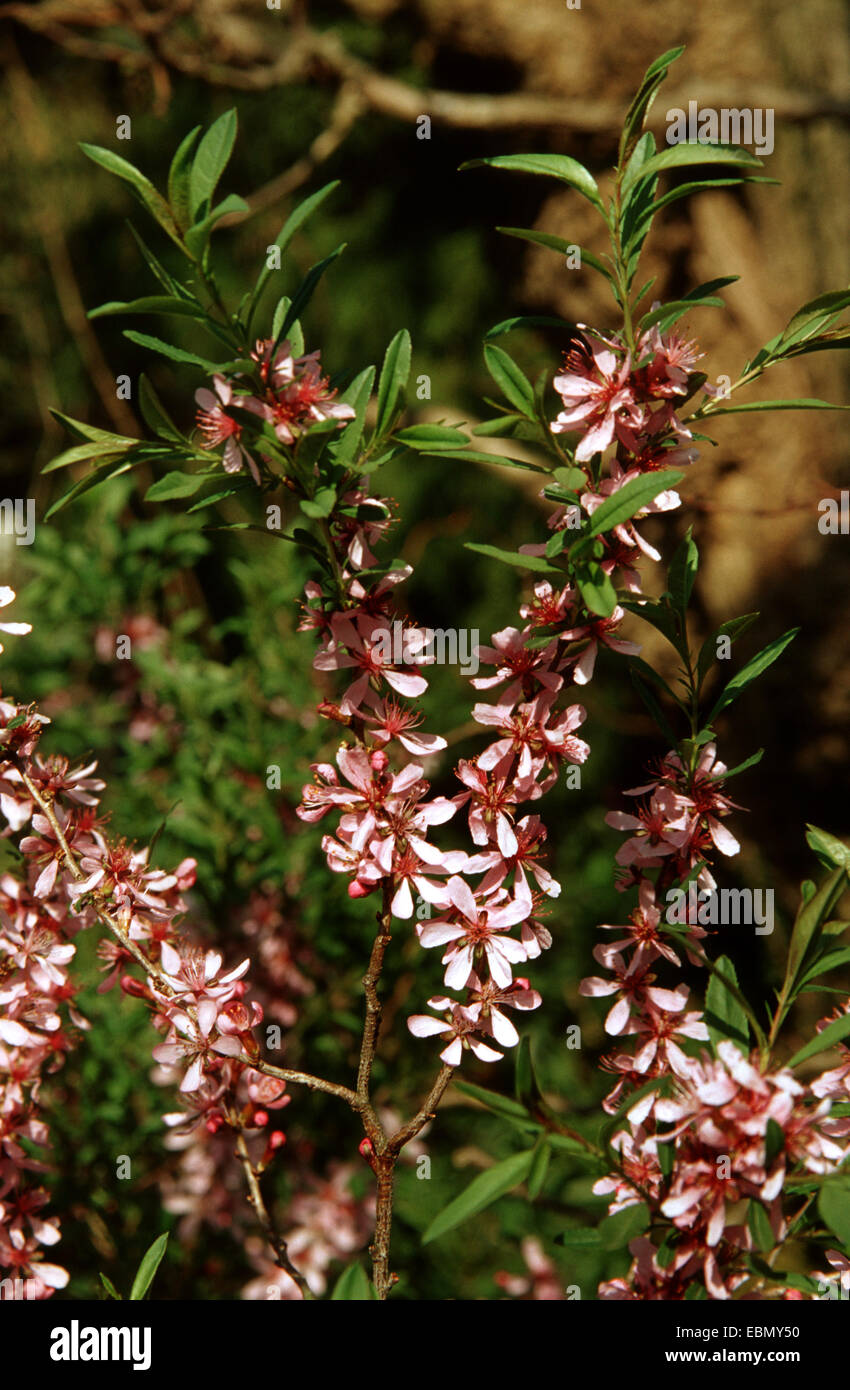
[233,1126,314,1299]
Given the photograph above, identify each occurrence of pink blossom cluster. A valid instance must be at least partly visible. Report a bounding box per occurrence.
[585,751,849,1299]
[241,1163,375,1299]
[551,323,701,468]
[195,338,355,484]
[293,324,718,1070]
[0,591,290,1293]
[155,890,315,1249]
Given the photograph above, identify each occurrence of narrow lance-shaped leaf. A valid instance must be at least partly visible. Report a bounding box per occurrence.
[189,109,238,219]
[422,1149,535,1244]
[618,45,685,164]
[783,867,848,994]
[629,142,762,190]
[168,125,202,233]
[667,526,698,615]
[585,469,684,537]
[705,954,750,1054]
[806,824,850,872]
[459,153,603,210]
[129,1233,169,1301]
[483,343,536,417]
[374,329,412,438]
[247,180,340,329]
[80,144,184,250]
[790,1013,850,1069]
[273,244,347,351]
[705,627,798,724]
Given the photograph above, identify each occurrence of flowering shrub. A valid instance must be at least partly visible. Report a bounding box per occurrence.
[4,46,850,1302]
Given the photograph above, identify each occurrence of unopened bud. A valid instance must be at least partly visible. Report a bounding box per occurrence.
[120,974,148,999]
[370,749,389,773]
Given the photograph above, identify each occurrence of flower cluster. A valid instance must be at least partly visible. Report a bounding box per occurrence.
[293,321,720,1071]
[587,748,849,1299]
[0,591,291,1295]
[195,339,355,484]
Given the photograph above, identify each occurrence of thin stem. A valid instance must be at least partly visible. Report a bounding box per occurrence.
[387,1065,454,1155]
[357,883,394,1102]
[233,1126,314,1299]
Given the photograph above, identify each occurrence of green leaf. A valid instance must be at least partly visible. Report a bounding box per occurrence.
[586,470,684,537]
[330,1261,375,1300]
[80,144,183,249]
[453,1080,532,1121]
[557,1227,602,1249]
[138,375,183,442]
[785,868,849,996]
[122,330,224,372]
[648,175,778,222]
[798,947,850,990]
[299,487,337,519]
[329,365,376,467]
[514,1036,544,1109]
[667,526,698,615]
[705,955,750,1053]
[495,227,611,281]
[42,439,132,474]
[622,596,685,655]
[460,153,602,209]
[526,1142,551,1201]
[818,1182,850,1248]
[247,180,340,328]
[717,748,764,781]
[426,449,546,474]
[485,310,582,336]
[129,1233,168,1301]
[45,457,136,518]
[99,1272,122,1301]
[747,1200,775,1254]
[483,343,535,416]
[576,562,618,618]
[422,1150,535,1244]
[705,398,849,416]
[89,295,205,321]
[619,46,685,163]
[696,611,759,687]
[145,471,204,502]
[706,627,798,723]
[167,125,202,232]
[630,668,681,747]
[807,825,850,872]
[189,109,238,219]
[184,193,249,258]
[465,542,560,575]
[631,142,762,190]
[765,1118,785,1168]
[373,329,411,438]
[599,1201,650,1251]
[788,1011,850,1069]
[274,244,347,347]
[395,424,469,450]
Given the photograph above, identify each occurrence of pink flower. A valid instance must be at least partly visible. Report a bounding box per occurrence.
[551,332,643,462]
[407,996,503,1066]
[418,875,528,990]
[559,606,641,685]
[0,588,31,653]
[195,375,261,483]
